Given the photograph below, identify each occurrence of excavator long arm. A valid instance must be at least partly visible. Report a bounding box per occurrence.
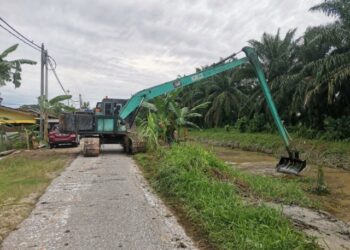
[119,46,306,174]
[119,57,249,120]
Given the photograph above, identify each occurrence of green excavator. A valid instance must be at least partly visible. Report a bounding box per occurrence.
[60,47,306,175]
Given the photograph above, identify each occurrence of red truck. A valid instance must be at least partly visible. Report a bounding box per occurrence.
[49,125,79,148]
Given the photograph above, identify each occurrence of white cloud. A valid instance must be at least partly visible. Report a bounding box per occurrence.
[0,0,333,107]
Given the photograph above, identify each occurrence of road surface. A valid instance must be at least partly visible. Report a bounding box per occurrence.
[2,145,196,250]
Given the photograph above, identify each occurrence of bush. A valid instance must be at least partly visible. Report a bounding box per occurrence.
[294,126,319,139]
[322,116,350,141]
[248,113,266,132]
[235,116,249,132]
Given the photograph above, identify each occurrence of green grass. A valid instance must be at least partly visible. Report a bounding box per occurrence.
[135,144,318,249]
[0,150,73,242]
[190,128,350,169]
[0,151,71,204]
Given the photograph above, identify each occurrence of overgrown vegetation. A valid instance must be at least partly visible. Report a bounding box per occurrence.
[0,150,74,242]
[135,144,317,249]
[138,93,209,150]
[177,0,350,141]
[190,128,350,170]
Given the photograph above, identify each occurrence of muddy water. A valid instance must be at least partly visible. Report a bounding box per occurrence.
[208,146,350,222]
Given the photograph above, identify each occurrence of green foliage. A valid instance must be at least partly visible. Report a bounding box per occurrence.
[234,115,269,133]
[139,112,161,151]
[313,165,330,195]
[0,44,36,88]
[38,94,74,116]
[235,116,249,132]
[135,144,317,249]
[138,94,208,147]
[248,113,267,132]
[191,128,350,170]
[176,0,350,136]
[322,116,350,140]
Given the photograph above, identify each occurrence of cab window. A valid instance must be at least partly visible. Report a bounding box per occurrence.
[105,103,112,115]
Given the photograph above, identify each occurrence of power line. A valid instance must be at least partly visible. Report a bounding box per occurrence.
[48,56,57,70]
[0,23,41,52]
[0,17,68,96]
[48,58,67,95]
[0,17,41,49]
[0,16,57,69]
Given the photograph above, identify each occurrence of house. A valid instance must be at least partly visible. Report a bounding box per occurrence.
[0,105,59,130]
[0,105,36,125]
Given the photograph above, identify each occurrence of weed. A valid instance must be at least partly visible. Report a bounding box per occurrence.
[135,144,318,249]
[190,128,350,170]
[312,165,329,195]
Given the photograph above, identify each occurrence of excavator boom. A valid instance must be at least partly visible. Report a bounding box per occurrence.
[119,47,306,175]
[60,46,306,174]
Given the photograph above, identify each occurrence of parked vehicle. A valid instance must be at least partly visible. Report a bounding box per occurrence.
[49,125,79,148]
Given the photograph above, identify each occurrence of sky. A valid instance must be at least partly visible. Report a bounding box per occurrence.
[0,0,333,108]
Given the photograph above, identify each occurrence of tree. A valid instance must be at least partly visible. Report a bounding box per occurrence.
[168,100,209,139]
[249,29,298,81]
[203,71,247,127]
[81,101,90,109]
[0,44,36,88]
[38,94,73,142]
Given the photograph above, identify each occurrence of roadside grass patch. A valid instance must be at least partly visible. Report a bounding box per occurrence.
[0,150,74,242]
[135,144,318,249]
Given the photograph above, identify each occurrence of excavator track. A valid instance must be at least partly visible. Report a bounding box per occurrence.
[83,137,100,157]
[123,132,146,154]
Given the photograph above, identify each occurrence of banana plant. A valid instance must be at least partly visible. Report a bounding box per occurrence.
[0,44,36,88]
[168,101,210,140]
[38,94,73,143]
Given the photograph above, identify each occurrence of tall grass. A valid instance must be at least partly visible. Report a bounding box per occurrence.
[135,144,317,249]
[190,128,350,170]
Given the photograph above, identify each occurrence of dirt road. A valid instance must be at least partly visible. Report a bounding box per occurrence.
[1,145,196,250]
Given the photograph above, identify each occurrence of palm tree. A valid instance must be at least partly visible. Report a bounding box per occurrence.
[286,0,350,127]
[248,29,298,81]
[310,0,350,27]
[202,70,247,127]
[238,29,299,124]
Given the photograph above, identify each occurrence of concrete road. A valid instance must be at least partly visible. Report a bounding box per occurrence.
[2,145,196,250]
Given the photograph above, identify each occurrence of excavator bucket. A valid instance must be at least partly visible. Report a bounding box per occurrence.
[276,151,306,175]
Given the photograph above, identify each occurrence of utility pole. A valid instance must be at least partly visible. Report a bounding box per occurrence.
[45,50,48,100]
[79,94,82,109]
[40,43,45,140]
[44,50,49,142]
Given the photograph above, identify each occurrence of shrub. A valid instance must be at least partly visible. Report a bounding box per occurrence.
[322,116,350,141]
[248,113,267,132]
[235,116,249,132]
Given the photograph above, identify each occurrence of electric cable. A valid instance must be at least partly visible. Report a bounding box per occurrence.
[48,58,67,95]
[0,17,41,49]
[0,23,41,52]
